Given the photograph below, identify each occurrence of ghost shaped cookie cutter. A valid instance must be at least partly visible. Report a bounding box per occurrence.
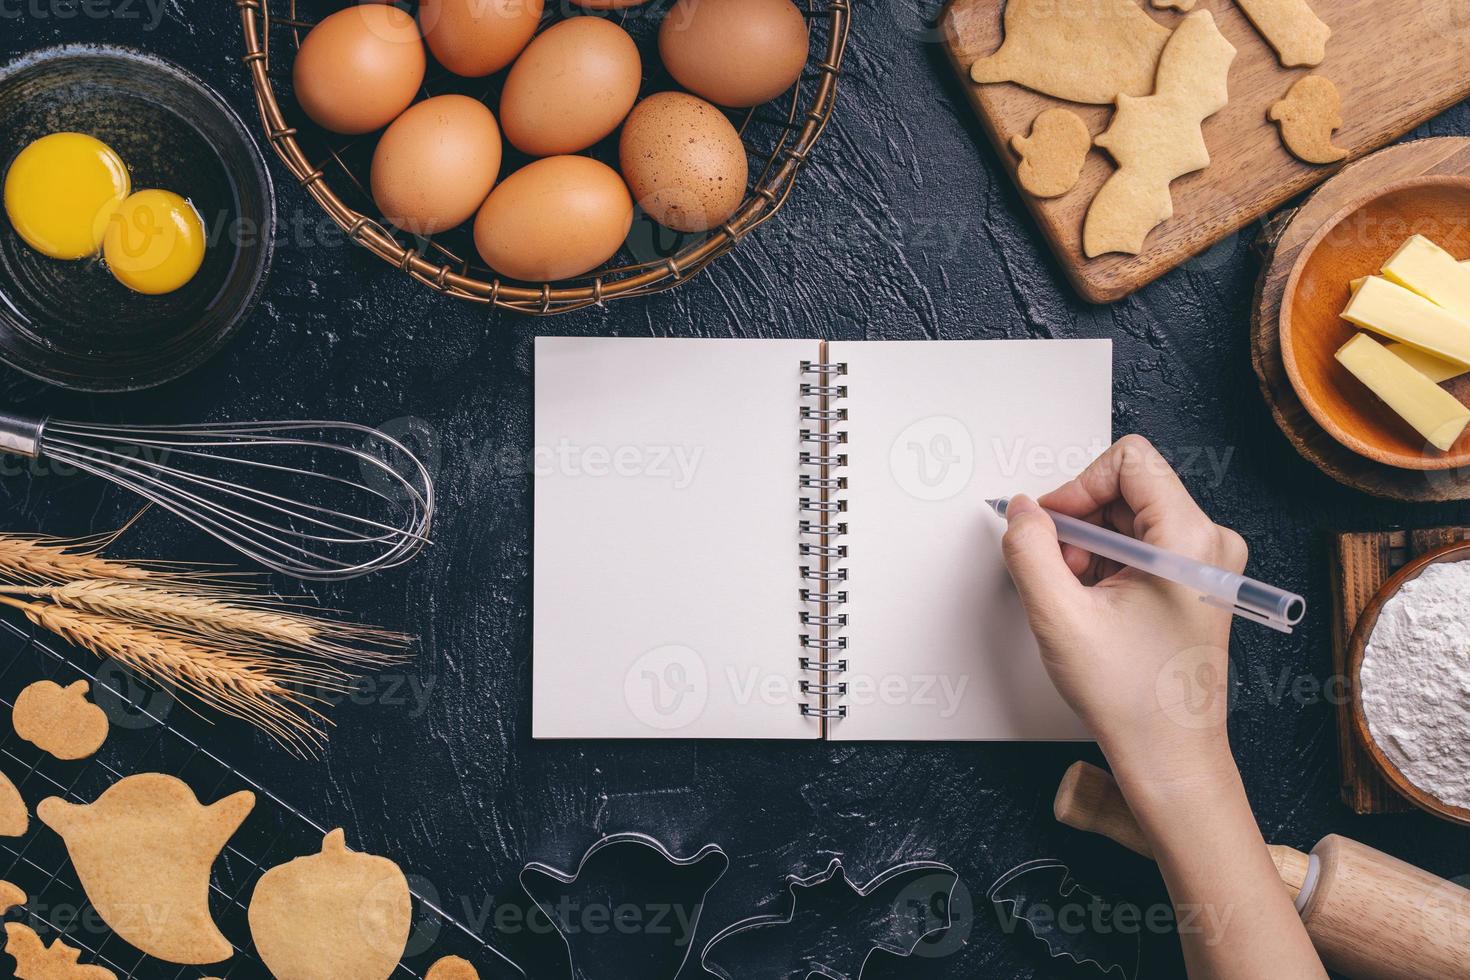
[701,858,960,980]
[520,832,729,980]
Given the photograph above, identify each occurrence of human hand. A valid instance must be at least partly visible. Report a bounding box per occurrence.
[1000,435,1247,784]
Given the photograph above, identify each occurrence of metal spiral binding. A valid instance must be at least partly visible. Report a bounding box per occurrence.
[798,358,849,725]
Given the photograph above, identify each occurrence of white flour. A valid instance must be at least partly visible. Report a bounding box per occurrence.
[1361,560,1470,810]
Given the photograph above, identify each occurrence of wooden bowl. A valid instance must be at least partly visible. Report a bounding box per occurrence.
[1348,539,1470,826]
[1280,175,1470,470]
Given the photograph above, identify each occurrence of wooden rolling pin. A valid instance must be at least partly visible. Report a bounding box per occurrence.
[1054,762,1470,980]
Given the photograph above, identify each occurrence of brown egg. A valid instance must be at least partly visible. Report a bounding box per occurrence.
[619,92,747,233]
[420,0,543,78]
[474,156,632,281]
[371,95,502,237]
[659,0,809,108]
[292,5,426,135]
[500,17,641,156]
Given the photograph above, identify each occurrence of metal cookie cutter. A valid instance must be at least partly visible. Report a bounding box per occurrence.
[519,832,728,980]
[988,859,1141,980]
[701,858,960,979]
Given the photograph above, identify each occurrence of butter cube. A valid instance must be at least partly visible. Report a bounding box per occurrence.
[1342,276,1470,368]
[1387,343,1469,383]
[1336,334,1470,452]
[1381,235,1470,319]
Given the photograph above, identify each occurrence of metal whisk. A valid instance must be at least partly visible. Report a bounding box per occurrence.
[0,411,433,581]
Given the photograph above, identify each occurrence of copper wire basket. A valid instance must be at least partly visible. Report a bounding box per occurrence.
[237,0,850,315]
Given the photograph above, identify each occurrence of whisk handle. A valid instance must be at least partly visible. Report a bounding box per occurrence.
[0,412,44,458]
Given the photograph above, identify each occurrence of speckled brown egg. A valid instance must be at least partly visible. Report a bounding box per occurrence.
[619,92,747,233]
[500,17,641,156]
[420,0,543,78]
[292,5,426,135]
[371,95,502,237]
[474,156,633,282]
[658,0,809,108]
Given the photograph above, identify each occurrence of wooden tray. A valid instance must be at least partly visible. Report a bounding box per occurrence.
[938,0,1470,303]
[1253,137,1470,502]
[1329,526,1470,815]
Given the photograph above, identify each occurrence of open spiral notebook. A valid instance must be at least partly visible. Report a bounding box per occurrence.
[533,337,1112,740]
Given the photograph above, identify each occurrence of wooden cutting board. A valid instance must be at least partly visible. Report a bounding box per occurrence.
[939,0,1470,303]
[1329,526,1470,814]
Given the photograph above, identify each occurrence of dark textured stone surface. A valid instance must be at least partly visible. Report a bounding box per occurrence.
[3,3,1470,978]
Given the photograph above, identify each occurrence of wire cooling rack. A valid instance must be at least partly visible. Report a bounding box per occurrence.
[0,616,526,979]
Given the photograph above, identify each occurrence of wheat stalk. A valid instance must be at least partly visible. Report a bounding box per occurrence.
[0,581,407,666]
[0,596,345,756]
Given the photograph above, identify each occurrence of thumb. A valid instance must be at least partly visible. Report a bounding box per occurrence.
[1000,496,1084,627]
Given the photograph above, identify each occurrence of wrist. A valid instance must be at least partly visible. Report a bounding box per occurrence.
[1101,731,1240,808]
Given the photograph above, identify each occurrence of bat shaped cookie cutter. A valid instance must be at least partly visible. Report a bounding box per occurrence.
[988,859,1141,980]
[701,858,960,980]
[519,832,728,980]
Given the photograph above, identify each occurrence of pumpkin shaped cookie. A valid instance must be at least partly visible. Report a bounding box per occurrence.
[13,681,109,761]
[0,769,26,837]
[37,774,254,965]
[248,829,411,980]
[427,956,479,980]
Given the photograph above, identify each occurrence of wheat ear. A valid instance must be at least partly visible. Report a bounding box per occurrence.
[0,581,407,666]
[0,596,344,756]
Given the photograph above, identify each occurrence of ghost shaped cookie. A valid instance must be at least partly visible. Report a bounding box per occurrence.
[248,829,411,980]
[37,774,254,965]
[1012,109,1091,198]
[1269,75,1348,164]
[13,680,109,761]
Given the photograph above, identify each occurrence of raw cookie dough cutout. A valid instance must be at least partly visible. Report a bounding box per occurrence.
[970,0,1170,105]
[248,828,411,980]
[1084,11,1237,257]
[427,955,480,980]
[1011,109,1092,198]
[5,922,116,980]
[1269,75,1347,164]
[1237,0,1330,67]
[0,769,26,837]
[37,774,254,965]
[13,681,109,761]
[0,880,25,913]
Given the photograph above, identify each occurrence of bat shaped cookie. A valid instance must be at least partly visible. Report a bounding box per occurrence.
[701,859,959,980]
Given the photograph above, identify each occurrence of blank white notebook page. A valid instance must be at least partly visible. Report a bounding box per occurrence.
[829,339,1113,741]
[533,337,819,739]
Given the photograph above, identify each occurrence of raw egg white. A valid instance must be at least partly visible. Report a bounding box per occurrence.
[4,133,130,259]
[500,16,642,156]
[474,156,632,282]
[659,0,810,108]
[371,95,503,236]
[420,0,543,78]
[620,92,748,232]
[103,189,206,295]
[293,4,426,134]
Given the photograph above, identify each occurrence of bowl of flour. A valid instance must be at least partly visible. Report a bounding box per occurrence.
[1353,543,1470,826]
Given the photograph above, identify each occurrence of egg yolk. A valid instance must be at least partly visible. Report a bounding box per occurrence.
[102,189,207,295]
[4,133,131,260]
